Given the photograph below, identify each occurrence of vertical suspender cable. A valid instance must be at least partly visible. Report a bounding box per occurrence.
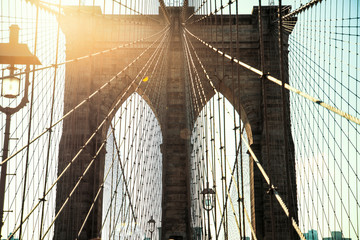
[19,3,40,239]
[38,0,62,238]
[234,0,246,237]
[228,2,244,239]
[258,1,276,239]
[278,1,296,239]
[234,0,242,238]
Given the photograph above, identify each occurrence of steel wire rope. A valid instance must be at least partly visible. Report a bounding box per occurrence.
[190,108,208,238]
[112,0,161,23]
[281,22,360,83]
[102,119,121,238]
[183,32,217,94]
[287,54,360,192]
[111,38,166,225]
[0,27,169,166]
[184,31,256,239]
[75,99,160,240]
[285,36,360,120]
[1,66,56,216]
[38,0,62,238]
[107,100,163,238]
[2,68,63,238]
[37,30,168,240]
[213,126,251,238]
[204,98,253,238]
[108,104,162,238]
[42,29,166,239]
[289,94,333,238]
[276,5,357,235]
[183,30,207,108]
[184,27,360,126]
[278,1,297,238]
[288,36,360,188]
[189,0,236,25]
[38,0,157,26]
[282,0,323,20]
[184,45,202,115]
[210,83,219,238]
[0,27,168,80]
[286,58,359,236]
[186,0,208,22]
[218,3,230,237]
[241,132,306,240]
[185,24,210,232]
[228,1,243,237]
[5,30,169,240]
[185,11,215,230]
[82,30,168,238]
[233,0,247,236]
[186,16,307,238]
[99,100,134,238]
[257,2,277,239]
[204,116,256,240]
[184,28,228,238]
[184,32,210,238]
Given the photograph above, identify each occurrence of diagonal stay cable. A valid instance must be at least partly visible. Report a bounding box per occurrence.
[184,27,360,126]
[0,27,167,80]
[241,133,306,240]
[205,122,256,240]
[38,0,156,25]
[282,0,323,20]
[0,27,169,166]
[100,37,168,236]
[5,29,169,240]
[184,29,256,238]
[189,0,236,24]
[185,0,208,22]
[183,30,218,94]
[106,39,169,238]
[40,29,168,237]
[86,33,168,238]
[185,25,305,239]
[210,123,255,239]
[112,0,161,23]
[158,0,170,24]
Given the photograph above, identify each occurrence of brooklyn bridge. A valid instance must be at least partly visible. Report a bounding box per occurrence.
[0,0,359,239]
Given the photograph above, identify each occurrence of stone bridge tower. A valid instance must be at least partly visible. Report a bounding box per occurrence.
[55,6,297,240]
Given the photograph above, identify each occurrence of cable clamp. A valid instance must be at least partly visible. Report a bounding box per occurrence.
[261,72,269,79]
[39,197,46,202]
[267,186,277,195]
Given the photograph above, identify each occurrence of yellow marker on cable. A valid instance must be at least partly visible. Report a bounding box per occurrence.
[142,76,149,82]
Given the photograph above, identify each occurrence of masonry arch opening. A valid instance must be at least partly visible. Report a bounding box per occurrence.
[190,93,252,240]
[102,92,162,239]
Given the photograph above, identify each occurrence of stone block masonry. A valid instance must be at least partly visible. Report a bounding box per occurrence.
[55,5,297,240]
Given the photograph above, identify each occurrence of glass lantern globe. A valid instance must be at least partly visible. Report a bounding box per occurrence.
[201,187,215,211]
[1,76,20,98]
[147,216,156,233]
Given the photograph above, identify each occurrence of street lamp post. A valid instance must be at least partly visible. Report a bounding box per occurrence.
[201,182,215,240]
[0,24,41,238]
[147,216,156,240]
